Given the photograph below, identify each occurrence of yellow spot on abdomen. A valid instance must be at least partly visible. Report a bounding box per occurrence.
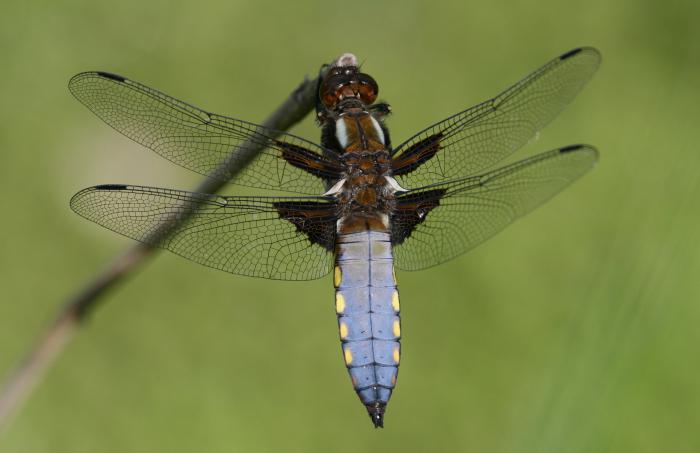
[344,348,353,365]
[391,290,400,312]
[335,292,346,314]
[339,321,349,339]
[334,266,342,288]
[392,320,401,338]
[392,346,400,364]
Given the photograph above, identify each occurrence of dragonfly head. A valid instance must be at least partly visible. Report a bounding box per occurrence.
[319,53,378,113]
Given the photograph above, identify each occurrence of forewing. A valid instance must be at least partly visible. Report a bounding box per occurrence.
[391,48,601,187]
[392,145,598,271]
[69,72,340,195]
[70,185,337,280]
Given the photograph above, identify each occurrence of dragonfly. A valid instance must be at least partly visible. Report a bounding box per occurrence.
[69,47,601,428]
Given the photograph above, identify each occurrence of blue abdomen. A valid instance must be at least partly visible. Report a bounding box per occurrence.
[334,230,401,427]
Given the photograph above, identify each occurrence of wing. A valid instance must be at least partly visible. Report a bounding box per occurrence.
[70,185,338,280]
[390,47,601,188]
[391,144,598,271]
[68,72,341,195]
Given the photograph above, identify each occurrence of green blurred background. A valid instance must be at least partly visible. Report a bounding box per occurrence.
[1,0,699,451]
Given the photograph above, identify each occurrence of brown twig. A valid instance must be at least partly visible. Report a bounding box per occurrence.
[0,62,329,433]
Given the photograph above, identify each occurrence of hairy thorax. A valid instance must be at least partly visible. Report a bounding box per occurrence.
[334,116,397,233]
[338,150,395,219]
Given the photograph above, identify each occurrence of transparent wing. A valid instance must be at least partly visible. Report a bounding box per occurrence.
[69,72,340,195]
[390,47,601,188]
[70,185,337,280]
[392,145,598,271]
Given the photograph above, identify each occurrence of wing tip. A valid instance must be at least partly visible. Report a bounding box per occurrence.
[96,183,129,190]
[559,144,600,167]
[70,184,129,212]
[68,71,127,95]
[560,46,602,63]
[560,48,583,60]
[559,143,598,153]
[69,187,92,215]
[559,144,585,153]
[95,71,127,82]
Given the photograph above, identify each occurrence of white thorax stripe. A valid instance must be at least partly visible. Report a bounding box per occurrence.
[369,116,385,145]
[335,118,348,149]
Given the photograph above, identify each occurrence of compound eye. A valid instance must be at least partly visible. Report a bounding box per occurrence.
[357,74,378,104]
[320,80,340,108]
[321,90,336,108]
[320,71,353,108]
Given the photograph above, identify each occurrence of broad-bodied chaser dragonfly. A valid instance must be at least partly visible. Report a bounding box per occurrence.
[69,48,600,427]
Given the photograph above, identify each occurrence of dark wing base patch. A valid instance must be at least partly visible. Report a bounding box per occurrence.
[276,140,342,180]
[391,133,443,176]
[274,201,338,251]
[390,188,447,245]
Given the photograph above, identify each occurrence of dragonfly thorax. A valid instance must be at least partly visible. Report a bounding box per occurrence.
[330,150,396,233]
[335,113,386,153]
